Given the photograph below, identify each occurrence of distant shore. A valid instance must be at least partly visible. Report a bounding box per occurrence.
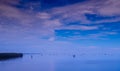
[0,53,23,60]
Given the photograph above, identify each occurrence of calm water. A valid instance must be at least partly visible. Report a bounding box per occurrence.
[0,54,120,71]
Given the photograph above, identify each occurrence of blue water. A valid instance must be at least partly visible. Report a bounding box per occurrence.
[0,54,120,71]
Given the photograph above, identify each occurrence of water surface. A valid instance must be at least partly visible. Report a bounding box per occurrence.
[0,54,120,71]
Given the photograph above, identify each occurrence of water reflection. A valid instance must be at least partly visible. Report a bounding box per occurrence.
[0,54,120,71]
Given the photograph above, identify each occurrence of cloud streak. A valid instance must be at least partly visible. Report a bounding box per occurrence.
[50,0,120,24]
[0,0,119,41]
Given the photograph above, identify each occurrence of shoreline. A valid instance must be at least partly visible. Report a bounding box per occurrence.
[0,53,23,60]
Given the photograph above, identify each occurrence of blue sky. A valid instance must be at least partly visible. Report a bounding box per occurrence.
[0,0,120,52]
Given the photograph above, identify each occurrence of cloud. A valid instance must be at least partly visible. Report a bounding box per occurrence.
[88,31,118,39]
[36,12,51,19]
[48,37,55,41]
[57,25,99,30]
[98,0,120,16]
[0,0,119,41]
[50,0,120,24]
[0,0,61,39]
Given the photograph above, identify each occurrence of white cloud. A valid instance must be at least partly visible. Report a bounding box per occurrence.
[36,12,51,19]
[57,25,99,30]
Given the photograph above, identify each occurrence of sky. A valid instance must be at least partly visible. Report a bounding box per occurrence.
[0,0,120,52]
